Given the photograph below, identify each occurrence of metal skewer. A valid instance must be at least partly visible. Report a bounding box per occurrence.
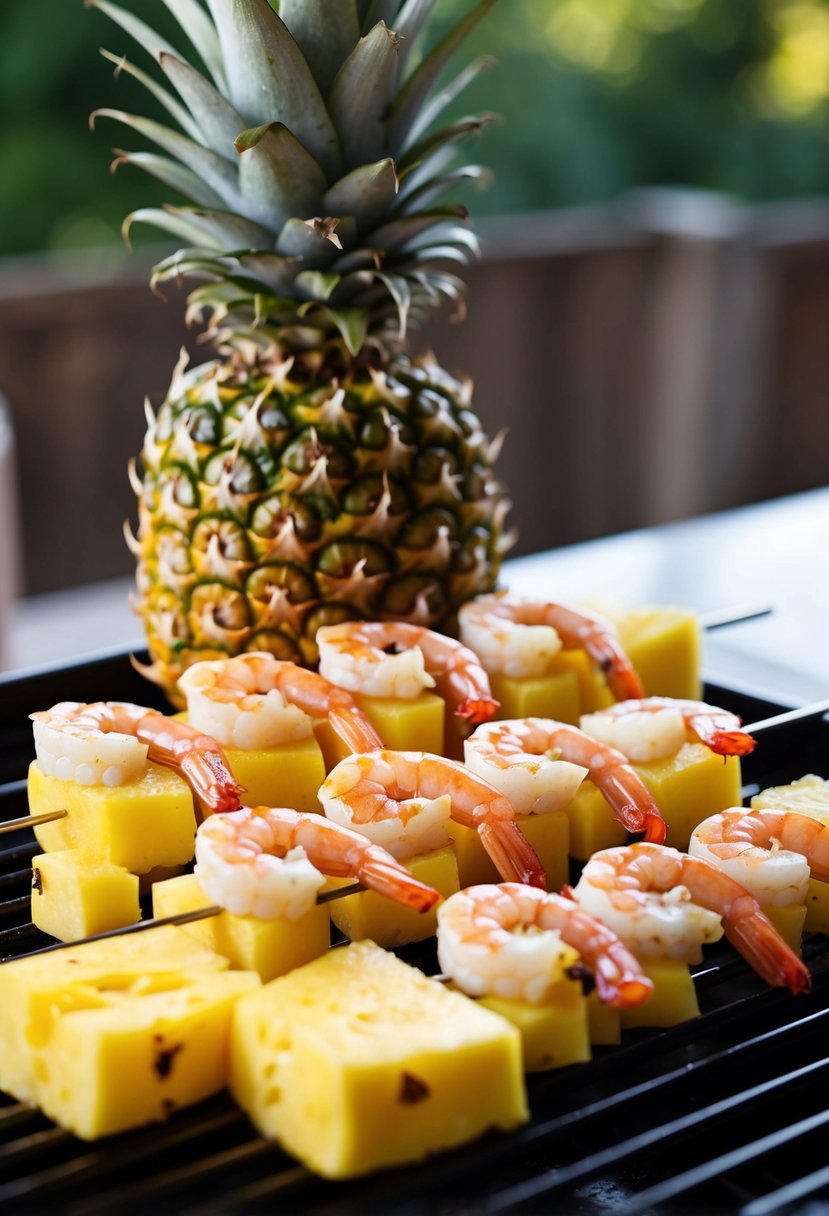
[744,698,829,736]
[1,880,366,961]
[700,605,773,631]
[0,809,67,835]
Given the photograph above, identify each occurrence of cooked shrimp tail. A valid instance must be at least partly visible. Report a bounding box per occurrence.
[352,847,440,913]
[726,896,811,994]
[591,696,756,758]
[478,820,547,888]
[139,714,244,814]
[327,706,384,754]
[708,728,756,757]
[457,692,500,727]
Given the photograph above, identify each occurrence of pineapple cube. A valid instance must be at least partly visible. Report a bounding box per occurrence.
[752,775,829,935]
[230,940,527,1178]
[764,902,806,953]
[448,811,570,891]
[31,848,140,942]
[612,604,702,701]
[477,977,590,1071]
[0,925,258,1137]
[564,780,627,863]
[152,872,330,981]
[224,739,326,814]
[635,743,743,852]
[586,991,621,1046]
[28,760,196,874]
[618,958,699,1029]
[314,690,445,771]
[326,847,459,947]
[490,652,587,728]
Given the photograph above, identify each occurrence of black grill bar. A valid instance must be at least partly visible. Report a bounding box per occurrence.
[741,1161,829,1216]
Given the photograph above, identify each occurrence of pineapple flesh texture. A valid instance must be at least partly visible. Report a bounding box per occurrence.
[230,939,528,1178]
[0,926,259,1138]
[90,0,510,703]
[753,775,829,934]
[31,847,140,942]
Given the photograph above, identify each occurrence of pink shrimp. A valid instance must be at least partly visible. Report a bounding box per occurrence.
[458,593,644,701]
[594,697,755,757]
[177,652,383,756]
[467,718,666,843]
[319,749,546,888]
[317,621,498,730]
[437,883,653,1008]
[30,700,242,814]
[195,806,441,919]
[575,842,810,995]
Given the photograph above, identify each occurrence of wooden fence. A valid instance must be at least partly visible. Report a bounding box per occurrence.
[1,189,828,597]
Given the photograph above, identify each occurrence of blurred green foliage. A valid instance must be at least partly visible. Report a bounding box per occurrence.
[1,0,828,258]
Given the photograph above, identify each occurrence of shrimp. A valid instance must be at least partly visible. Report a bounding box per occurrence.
[689,807,829,908]
[582,697,755,758]
[177,652,383,755]
[194,806,441,920]
[572,842,810,994]
[318,750,547,888]
[466,718,666,843]
[464,719,589,817]
[30,700,242,814]
[436,883,653,1008]
[458,593,644,701]
[317,621,498,729]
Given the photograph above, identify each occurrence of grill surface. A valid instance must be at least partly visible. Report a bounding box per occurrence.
[1,650,828,1214]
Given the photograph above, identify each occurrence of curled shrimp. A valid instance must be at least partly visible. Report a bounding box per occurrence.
[573,842,810,994]
[584,697,755,758]
[318,750,546,888]
[436,883,653,1008]
[458,593,644,700]
[30,700,242,814]
[689,807,829,908]
[466,718,666,843]
[177,652,383,756]
[194,806,441,920]
[317,621,498,729]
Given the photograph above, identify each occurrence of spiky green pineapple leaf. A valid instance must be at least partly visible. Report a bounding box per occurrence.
[388,0,498,151]
[407,54,495,145]
[112,150,227,208]
[99,49,203,143]
[327,23,401,169]
[86,0,179,64]
[278,0,361,95]
[159,0,227,89]
[234,122,327,231]
[159,53,246,155]
[318,306,369,355]
[323,159,399,232]
[294,270,342,302]
[395,164,490,214]
[206,0,341,179]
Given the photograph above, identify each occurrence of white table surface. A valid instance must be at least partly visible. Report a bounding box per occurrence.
[6,488,829,706]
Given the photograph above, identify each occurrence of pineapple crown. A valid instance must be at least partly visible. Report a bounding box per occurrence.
[88,0,498,359]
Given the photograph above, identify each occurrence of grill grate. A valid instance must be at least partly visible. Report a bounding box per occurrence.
[2,650,829,1214]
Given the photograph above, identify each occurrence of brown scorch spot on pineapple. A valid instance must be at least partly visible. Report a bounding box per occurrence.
[89,0,510,704]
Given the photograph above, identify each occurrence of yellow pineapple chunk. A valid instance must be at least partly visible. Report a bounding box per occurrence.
[230,940,528,1178]
[764,903,807,953]
[152,872,330,981]
[224,739,326,814]
[586,991,622,1045]
[0,926,258,1137]
[635,743,743,851]
[314,690,445,770]
[31,848,140,941]
[585,602,702,701]
[448,811,570,891]
[477,976,590,1071]
[326,847,459,946]
[28,760,196,873]
[619,958,699,1029]
[564,780,627,863]
[752,775,829,934]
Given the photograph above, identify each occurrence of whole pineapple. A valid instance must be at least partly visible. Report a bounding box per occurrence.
[91,0,510,703]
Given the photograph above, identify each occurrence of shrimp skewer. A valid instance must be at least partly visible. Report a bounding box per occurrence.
[31,700,243,814]
[195,806,441,920]
[317,621,498,731]
[573,842,810,994]
[466,718,667,843]
[583,697,755,758]
[437,883,653,1008]
[458,593,644,701]
[319,750,547,888]
[689,808,829,907]
[177,653,383,755]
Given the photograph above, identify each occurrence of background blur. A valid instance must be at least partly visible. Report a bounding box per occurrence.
[1,0,829,605]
